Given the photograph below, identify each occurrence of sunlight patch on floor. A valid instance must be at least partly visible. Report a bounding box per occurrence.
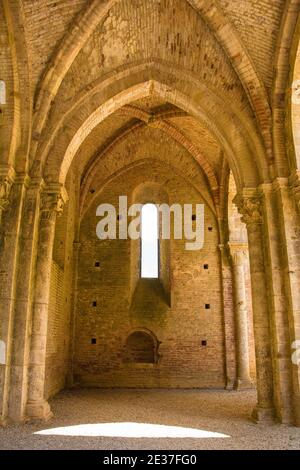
[34,422,230,439]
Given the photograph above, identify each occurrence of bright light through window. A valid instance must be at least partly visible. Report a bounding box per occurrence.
[141,203,158,278]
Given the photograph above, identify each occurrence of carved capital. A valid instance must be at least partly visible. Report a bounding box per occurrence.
[0,166,15,211]
[289,171,300,209]
[0,177,12,211]
[228,242,248,266]
[233,193,263,227]
[40,185,68,220]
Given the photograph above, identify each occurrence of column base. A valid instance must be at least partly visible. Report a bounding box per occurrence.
[26,400,53,421]
[292,393,300,427]
[235,378,254,390]
[251,405,276,424]
[0,416,8,427]
[225,378,235,390]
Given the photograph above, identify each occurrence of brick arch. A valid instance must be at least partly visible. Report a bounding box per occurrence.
[123,329,159,364]
[31,0,271,167]
[80,125,217,216]
[80,107,219,210]
[38,61,253,178]
[81,157,217,221]
[40,65,266,190]
[120,106,219,191]
[291,24,300,171]
[30,0,116,163]
[1,0,31,173]
[273,0,300,176]
[188,0,272,161]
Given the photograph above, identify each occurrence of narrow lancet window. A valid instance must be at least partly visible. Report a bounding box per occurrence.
[141,203,159,278]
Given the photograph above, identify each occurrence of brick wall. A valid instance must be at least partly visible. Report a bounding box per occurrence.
[45,260,65,398]
[45,171,77,398]
[74,160,227,388]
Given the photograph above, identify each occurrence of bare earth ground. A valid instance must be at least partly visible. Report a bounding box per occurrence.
[0,388,300,450]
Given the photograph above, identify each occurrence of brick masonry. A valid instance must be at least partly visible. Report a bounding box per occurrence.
[73,160,255,388]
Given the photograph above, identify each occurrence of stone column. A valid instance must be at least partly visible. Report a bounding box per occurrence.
[7,177,43,422]
[218,244,236,390]
[26,185,67,420]
[260,181,294,424]
[66,240,81,387]
[0,167,22,425]
[234,192,275,422]
[277,175,300,425]
[229,243,252,389]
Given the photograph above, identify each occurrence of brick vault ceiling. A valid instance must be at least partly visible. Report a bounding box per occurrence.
[7,0,291,192]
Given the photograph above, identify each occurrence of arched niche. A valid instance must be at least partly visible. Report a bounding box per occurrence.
[123,329,159,364]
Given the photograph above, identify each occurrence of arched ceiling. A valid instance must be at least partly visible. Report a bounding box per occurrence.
[292,39,300,169]
[218,0,285,92]
[79,125,218,218]
[46,91,222,215]
[1,0,300,203]
[22,0,285,93]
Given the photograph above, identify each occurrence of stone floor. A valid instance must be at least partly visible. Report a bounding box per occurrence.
[1,388,300,450]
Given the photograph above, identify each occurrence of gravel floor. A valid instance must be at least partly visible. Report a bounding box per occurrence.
[0,388,300,450]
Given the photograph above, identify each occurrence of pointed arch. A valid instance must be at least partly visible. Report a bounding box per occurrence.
[1,0,32,173]
[273,0,300,176]
[31,0,271,168]
[39,64,267,193]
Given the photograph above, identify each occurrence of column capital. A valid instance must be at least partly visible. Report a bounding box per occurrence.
[28,176,45,190]
[14,173,31,187]
[0,165,15,211]
[289,171,300,209]
[228,242,248,265]
[40,184,68,220]
[233,191,263,227]
[259,178,290,196]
